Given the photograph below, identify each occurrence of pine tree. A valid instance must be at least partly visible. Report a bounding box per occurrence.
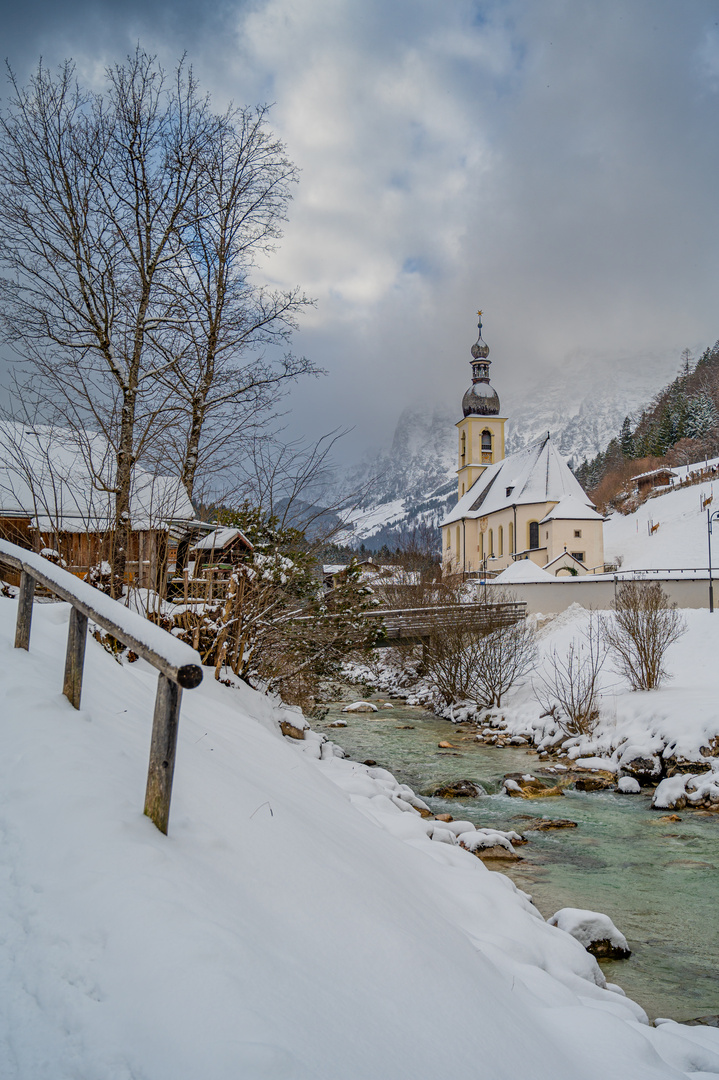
[620,416,635,458]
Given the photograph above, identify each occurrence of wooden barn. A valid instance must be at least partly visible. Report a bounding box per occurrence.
[0,423,196,590]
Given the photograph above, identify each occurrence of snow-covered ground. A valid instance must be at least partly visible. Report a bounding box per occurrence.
[3,598,719,1077]
[605,477,718,571]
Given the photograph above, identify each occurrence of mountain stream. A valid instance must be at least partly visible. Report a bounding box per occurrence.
[315,698,719,1023]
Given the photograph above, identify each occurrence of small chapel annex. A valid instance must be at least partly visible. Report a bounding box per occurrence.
[440,315,605,577]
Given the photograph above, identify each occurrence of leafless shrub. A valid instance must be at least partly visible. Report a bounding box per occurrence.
[424,589,534,707]
[424,622,474,704]
[466,618,537,707]
[535,613,607,736]
[602,581,686,690]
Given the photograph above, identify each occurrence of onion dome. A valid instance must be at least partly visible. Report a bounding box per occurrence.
[462,312,500,416]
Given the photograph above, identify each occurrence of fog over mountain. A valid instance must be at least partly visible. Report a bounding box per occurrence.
[344,347,682,548]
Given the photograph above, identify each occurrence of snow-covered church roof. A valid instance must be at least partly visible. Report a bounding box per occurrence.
[441,433,599,526]
[0,422,194,531]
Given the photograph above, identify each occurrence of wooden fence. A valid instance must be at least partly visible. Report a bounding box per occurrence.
[0,539,203,835]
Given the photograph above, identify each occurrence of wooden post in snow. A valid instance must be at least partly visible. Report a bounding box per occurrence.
[15,571,35,650]
[63,607,88,709]
[144,673,183,835]
[138,531,144,588]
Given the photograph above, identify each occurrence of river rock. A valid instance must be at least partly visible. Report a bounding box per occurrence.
[503,773,565,799]
[432,779,486,799]
[700,736,719,758]
[683,1015,719,1027]
[438,741,456,749]
[664,755,711,777]
[574,776,614,792]
[279,719,306,740]
[618,755,663,785]
[434,813,454,822]
[342,700,378,713]
[617,776,641,794]
[470,843,522,860]
[548,907,631,960]
[652,775,688,810]
[328,719,347,728]
[519,818,578,831]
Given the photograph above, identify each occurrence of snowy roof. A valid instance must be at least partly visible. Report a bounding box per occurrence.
[539,495,604,523]
[493,559,555,583]
[545,551,587,571]
[0,423,194,531]
[192,527,253,552]
[442,434,597,526]
[631,467,677,482]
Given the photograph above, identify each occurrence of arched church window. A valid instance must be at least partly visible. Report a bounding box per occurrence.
[456,526,460,554]
[509,521,514,553]
[479,532,484,559]
[481,430,492,451]
[498,525,503,556]
[488,529,494,556]
[460,430,466,465]
[529,521,539,549]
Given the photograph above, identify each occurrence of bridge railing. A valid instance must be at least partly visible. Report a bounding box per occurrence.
[0,539,203,835]
[362,601,527,642]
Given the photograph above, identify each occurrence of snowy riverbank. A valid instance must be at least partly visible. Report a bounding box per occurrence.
[346,605,719,807]
[2,597,719,1077]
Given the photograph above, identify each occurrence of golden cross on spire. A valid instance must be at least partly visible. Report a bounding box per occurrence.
[477,309,483,320]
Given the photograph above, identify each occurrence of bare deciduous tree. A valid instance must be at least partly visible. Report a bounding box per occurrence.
[153,104,318,499]
[534,612,607,736]
[0,49,317,590]
[467,617,537,707]
[424,590,534,708]
[602,581,686,690]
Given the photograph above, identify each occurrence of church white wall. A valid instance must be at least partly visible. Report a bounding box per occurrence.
[483,577,711,613]
[544,517,605,572]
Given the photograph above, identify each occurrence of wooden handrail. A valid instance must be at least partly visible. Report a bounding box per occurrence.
[0,539,203,835]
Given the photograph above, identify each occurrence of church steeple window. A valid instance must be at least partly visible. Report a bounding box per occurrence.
[460,430,466,466]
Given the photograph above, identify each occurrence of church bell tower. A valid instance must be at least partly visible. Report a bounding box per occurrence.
[456,312,507,499]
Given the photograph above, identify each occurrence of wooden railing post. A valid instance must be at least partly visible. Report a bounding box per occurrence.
[14,571,36,650]
[144,673,182,835]
[63,607,88,709]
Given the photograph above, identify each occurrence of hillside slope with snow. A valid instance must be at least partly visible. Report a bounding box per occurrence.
[605,476,718,570]
[2,597,719,1077]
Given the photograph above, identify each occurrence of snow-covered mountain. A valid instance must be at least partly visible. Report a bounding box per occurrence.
[344,351,680,548]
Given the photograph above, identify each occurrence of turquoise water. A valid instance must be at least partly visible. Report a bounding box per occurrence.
[315,699,719,1022]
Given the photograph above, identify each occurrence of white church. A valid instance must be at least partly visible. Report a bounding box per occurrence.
[440,315,605,577]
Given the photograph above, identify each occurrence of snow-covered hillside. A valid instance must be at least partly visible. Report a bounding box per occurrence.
[3,597,719,1077]
[345,351,679,547]
[605,474,718,570]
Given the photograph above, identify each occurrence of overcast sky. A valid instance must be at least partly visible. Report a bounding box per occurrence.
[3,0,719,461]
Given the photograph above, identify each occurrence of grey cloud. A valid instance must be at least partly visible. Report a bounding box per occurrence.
[2,0,719,466]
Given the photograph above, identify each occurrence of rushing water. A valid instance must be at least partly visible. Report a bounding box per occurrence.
[315,697,719,1023]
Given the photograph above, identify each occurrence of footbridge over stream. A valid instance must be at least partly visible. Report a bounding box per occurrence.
[362,601,527,646]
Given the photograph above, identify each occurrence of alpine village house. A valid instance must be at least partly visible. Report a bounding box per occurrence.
[440,315,605,577]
